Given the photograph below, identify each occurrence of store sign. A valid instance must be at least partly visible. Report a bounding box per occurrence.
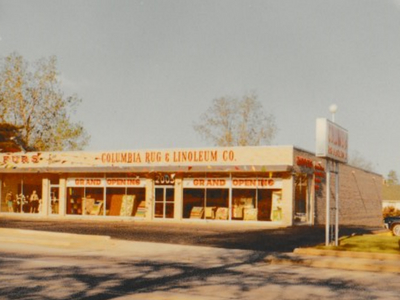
[183,178,282,189]
[183,178,229,188]
[67,178,145,187]
[0,146,293,170]
[232,178,282,189]
[296,156,325,191]
[106,178,146,187]
[154,173,175,185]
[316,118,348,163]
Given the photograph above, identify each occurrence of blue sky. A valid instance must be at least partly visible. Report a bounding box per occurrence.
[1,0,400,177]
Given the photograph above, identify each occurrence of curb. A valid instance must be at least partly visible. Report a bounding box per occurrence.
[294,247,400,260]
[0,228,111,248]
[265,249,400,273]
[0,228,110,241]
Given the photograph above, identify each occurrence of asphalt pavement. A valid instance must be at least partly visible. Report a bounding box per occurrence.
[2,230,400,300]
[0,216,387,252]
[1,217,400,299]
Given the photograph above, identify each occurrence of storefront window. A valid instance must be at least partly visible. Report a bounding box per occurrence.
[206,189,229,220]
[106,187,146,217]
[50,186,59,214]
[182,177,229,220]
[66,177,146,217]
[1,174,43,214]
[182,176,283,222]
[183,189,204,219]
[232,189,257,220]
[67,187,85,215]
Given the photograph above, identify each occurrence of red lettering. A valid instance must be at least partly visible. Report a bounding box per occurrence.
[223,150,235,161]
[75,179,85,185]
[296,156,313,168]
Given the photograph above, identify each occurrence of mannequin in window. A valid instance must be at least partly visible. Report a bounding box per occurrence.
[6,191,14,213]
[30,190,40,213]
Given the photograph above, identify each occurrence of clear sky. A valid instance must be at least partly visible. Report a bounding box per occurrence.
[0,0,400,177]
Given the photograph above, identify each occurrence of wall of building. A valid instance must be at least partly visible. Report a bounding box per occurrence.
[294,148,383,227]
[0,147,384,228]
[313,162,383,227]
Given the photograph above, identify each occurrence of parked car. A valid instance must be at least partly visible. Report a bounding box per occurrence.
[384,216,400,236]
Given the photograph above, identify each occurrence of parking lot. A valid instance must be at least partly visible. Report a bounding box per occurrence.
[0,217,385,252]
[0,220,398,300]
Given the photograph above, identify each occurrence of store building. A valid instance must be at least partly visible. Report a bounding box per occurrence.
[0,146,383,227]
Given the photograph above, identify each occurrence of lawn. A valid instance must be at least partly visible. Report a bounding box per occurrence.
[317,232,400,254]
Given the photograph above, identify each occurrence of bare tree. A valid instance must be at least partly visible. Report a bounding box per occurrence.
[348,150,375,172]
[193,93,278,146]
[0,52,90,151]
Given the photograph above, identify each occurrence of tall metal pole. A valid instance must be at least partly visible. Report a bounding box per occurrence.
[335,161,339,246]
[325,159,330,246]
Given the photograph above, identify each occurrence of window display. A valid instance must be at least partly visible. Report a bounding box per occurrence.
[1,174,43,214]
[50,186,59,214]
[183,189,204,219]
[66,177,146,217]
[182,177,282,222]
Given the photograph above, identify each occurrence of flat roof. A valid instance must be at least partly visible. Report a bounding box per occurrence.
[0,146,294,173]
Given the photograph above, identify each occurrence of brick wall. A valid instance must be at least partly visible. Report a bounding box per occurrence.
[315,162,383,227]
[294,148,383,227]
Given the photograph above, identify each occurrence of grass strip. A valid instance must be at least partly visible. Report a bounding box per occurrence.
[316,232,400,254]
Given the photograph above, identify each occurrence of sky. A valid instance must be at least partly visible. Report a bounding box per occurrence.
[0,0,400,177]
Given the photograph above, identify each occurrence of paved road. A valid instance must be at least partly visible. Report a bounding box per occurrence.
[0,232,399,300]
[0,217,385,252]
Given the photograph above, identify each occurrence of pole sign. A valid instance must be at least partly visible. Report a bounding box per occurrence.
[316,118,348,163]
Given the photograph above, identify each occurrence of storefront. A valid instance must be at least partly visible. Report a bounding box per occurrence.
[0,146,384,227]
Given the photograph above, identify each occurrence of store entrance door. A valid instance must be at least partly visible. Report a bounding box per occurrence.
[49,185,60,215]
[154,187,174,219]
[294,174,312,224]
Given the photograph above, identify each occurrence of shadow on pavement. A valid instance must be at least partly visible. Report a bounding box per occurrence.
[0,218,383,252]
[0,248,378,300]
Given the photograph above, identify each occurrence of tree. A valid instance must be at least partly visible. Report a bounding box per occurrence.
[386,170,399,186]
[193,93,278,147]
[0,52,90,151]
[0,123,31,152]
[348,150,375,172]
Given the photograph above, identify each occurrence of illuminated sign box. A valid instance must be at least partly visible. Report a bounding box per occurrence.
[316,118,348,163]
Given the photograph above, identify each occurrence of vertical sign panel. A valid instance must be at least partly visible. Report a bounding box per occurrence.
[316,118,348,163]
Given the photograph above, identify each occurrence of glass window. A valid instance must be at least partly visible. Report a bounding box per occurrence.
[294,174,309,223]
[66,187,85,215]
[2,174,43,214]
[50,186,60,215]
[232,189,257,221]
[154,187,174,219]
[106,187,146,217]
[183,189,204,219]
[257,189,273,221]
[66,177,146,217]
[66,186,105,216]
[206,189,229,220]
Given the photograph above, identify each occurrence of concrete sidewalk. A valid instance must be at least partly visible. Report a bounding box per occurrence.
[0,227,111,247]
